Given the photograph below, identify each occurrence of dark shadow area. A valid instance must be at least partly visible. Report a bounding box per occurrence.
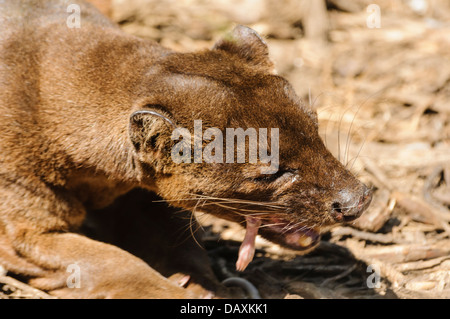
[81,188,235,297]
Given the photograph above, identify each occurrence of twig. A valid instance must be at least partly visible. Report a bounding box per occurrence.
[331,226,402,244]
[396,256,450,272]
[0,276,56,299]
[320,263,358,287]
[423,165,450,207]
[353,188,395,232]
[361,157,393,191]
[279,264,351,274]
[346,240,450,264]
[393,191,450,235]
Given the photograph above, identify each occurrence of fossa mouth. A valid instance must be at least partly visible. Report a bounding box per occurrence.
[235,216,320,271]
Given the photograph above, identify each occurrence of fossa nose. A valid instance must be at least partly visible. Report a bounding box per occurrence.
[330,186,372,222]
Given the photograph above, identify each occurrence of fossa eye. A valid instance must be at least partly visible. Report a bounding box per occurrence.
[253,169,295,183]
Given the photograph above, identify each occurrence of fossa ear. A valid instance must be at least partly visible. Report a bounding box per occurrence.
[129,106,176,161]
[213,25,274,71]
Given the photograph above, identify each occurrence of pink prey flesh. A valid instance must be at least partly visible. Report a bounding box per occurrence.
[236,216,261,271]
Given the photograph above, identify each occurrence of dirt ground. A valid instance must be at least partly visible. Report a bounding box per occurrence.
[1,0,449,299]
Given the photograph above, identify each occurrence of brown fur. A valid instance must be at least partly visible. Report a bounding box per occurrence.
[0,0,371,298]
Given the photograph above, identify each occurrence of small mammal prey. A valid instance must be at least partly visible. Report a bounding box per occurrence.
[0,0,372,298]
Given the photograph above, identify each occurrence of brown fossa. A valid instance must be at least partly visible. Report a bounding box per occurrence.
[0,0,372,298]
